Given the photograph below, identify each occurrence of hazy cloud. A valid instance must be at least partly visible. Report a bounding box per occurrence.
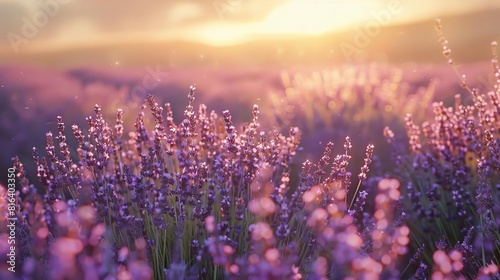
[0,0,499,56]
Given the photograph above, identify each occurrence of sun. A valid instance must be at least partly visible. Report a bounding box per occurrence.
[259,0,382,35]
[189,0,386,46]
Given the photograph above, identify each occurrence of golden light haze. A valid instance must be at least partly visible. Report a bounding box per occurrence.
[0,0,499,54]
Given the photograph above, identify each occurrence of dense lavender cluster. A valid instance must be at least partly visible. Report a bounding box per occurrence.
[0,83,364,279]
[385,93,500,277]
[0,82,423,279]
[382,21,500,279]
[3,75,497,279]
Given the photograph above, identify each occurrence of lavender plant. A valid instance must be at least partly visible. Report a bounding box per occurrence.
[384,19,500,279]
[1,82,417,279]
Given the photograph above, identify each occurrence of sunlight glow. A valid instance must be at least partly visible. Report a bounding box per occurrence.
[1,0,499,53]
[192,22,260,46]
[190,0,386,46]
[260,0,381,35]
[191,0,383,46]
[189,0,500,46]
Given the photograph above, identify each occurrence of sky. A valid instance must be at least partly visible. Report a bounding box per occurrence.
[1,0,500,56]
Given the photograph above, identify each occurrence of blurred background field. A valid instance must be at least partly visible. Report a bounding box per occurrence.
[0,0,499,185]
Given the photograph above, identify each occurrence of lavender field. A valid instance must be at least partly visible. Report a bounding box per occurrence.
[1,1,500,279]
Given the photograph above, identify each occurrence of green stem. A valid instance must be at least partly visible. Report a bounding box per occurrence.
[348,180,362,211]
